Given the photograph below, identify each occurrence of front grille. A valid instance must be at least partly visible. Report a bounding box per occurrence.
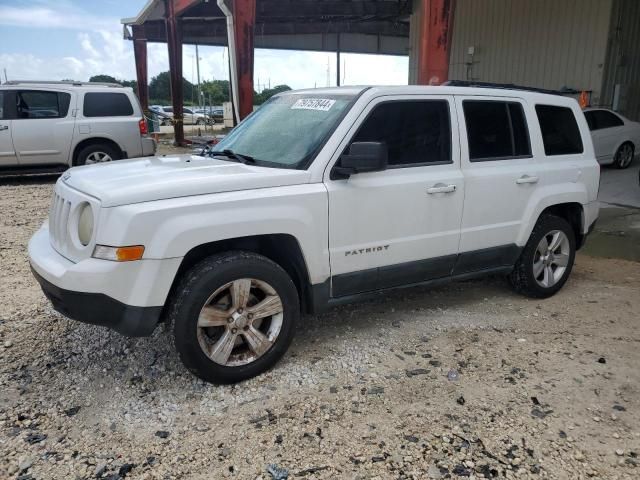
[49,191,72,255]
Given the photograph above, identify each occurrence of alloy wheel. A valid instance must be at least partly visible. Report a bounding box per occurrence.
[85,151,113,164]
[196,278,284,367]
[533,230,571,288]
[616,144,634,168]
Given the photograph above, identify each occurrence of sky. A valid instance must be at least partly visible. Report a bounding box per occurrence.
[0,0,409,91]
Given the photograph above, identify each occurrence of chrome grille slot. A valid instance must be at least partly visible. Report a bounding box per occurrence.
[60,200,72,250]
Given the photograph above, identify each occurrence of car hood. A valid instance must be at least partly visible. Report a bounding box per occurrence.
[63,154,310,207]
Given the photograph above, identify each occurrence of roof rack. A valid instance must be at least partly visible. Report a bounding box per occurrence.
[3,80,124,88]
[443,80,579,96]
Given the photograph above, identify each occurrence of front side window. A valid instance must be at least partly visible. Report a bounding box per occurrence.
[350,100,451,167]
[213,93,355,168]
[585,110,624,131]
[536,105,583,155]
[16,90,71,119]
[83,92,133,117]
[463,100,531,161]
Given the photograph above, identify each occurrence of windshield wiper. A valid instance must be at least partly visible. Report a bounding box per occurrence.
[210,149,256,165]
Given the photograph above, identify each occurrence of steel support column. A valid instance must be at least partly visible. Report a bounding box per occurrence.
[416,0,456,85]
[233,0,256,120]
[132,25,149,114]
[165,0,185,145]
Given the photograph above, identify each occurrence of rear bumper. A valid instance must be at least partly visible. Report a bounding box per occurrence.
[32,267,162,336]
[141,137,157,156]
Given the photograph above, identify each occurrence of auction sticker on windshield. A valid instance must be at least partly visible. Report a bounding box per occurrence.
[291,98,336,111]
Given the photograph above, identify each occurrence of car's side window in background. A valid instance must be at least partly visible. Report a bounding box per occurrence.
[593,110,624,130]
[463,100,531,161]
[15,90,71,119]
[536,105,583,155]
[83,92,133,117]
[0,92,4,119]
[351,100,451,167]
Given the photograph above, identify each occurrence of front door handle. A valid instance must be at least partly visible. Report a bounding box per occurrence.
[0,125,8,131]
[516,175,539,185]
[427,183,457,194]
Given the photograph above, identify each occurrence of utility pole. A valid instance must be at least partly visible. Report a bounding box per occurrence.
[195,44,202,108]
[3,68,7,83]
[336,33,341,87]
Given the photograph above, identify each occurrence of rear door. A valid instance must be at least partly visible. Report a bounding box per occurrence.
[0,90,17,166]
[326,95,464,296]
[454,96,536,272]
[10,89,74,166]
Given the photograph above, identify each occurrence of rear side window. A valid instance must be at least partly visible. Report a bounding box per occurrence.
[351,100,451,167]
[584,110,624,131]
[536,105,583,155]
[0,92,4,119]
[16,90,71,119]
[463,101,531,161]
[83,92,133,117]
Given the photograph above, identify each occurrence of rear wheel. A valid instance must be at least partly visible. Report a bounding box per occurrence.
[508,214,576,298]
[614,142,634,169]
[169,251,299,384]
[75,143,121,166]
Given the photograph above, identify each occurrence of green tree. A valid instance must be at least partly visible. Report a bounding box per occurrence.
[254,84,291,105]
[89,74,119,84]
[149,71,193,105]
[200,79,230,106]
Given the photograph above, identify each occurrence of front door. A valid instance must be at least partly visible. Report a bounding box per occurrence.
[0,91,17,166]
[11,89,75,166]
[326,96,464,297]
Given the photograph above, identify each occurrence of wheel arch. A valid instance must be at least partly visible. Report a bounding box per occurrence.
[72,137,125,166]
[166,234,314,314]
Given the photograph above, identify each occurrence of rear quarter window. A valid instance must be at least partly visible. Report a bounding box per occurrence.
[83,92,134,117]
[535,105,583,156]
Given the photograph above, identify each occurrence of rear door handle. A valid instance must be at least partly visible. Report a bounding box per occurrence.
[0,125,8,131]
[516,175,539,184]
[427,183,457,194]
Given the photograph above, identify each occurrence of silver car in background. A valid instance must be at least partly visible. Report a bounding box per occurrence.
[584,108,640,169]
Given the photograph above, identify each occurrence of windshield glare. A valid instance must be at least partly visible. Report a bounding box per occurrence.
[213,93,355,168]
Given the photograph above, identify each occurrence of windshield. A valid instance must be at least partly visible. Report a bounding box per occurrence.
[212,93,356,168]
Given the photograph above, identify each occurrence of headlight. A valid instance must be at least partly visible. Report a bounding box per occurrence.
[77,203,94,246]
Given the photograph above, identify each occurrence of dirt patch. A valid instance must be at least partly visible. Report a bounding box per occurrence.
[1,178,639,479]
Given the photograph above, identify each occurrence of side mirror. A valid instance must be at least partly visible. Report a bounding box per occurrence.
[332,142,388,179]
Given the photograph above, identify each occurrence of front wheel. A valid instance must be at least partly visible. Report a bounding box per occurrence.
[169,251,299,384]
[508,214,576,298]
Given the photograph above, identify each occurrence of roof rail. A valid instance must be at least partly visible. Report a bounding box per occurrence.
[443,80,579,96]
[3,80,124,88]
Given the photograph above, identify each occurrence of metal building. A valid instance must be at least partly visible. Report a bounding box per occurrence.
[446,0,640,121]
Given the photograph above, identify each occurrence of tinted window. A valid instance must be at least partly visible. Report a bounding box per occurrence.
[586,110,624,131]
[0,92,4,119]
[536,105,583,155]
[16,90,71,119]
[83,92,133,117]
[351,100,451,167]
[463,100,531,161]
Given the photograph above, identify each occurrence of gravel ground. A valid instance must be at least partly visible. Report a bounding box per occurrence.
[1,171,640,480]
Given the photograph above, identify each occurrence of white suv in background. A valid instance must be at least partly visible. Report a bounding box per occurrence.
[29,85,599,384]
[0,81,155,173]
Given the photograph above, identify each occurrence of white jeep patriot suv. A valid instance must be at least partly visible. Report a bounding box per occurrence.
[29,85,599,384]
[0,81,155,173]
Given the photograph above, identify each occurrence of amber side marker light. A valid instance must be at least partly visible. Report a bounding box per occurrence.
[93,245,145,262]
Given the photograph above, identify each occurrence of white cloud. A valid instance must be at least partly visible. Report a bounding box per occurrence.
[0,4,117,31]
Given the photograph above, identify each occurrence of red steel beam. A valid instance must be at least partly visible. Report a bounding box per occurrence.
[132,25,149,114]
[417,0,456,85]
[233,0,256,120]
[165,0,185,145]
[174,0,201,16]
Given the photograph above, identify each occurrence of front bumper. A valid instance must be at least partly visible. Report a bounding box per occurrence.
[32,268,162,336]
[29,224,181,336]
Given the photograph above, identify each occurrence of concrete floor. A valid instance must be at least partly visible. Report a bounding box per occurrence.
[583,157,640,261]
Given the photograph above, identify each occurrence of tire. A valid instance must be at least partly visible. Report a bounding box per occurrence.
[169,251,299,384]
[75,143,121,166]
[614,142,634,169]
[508,214,576,298]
